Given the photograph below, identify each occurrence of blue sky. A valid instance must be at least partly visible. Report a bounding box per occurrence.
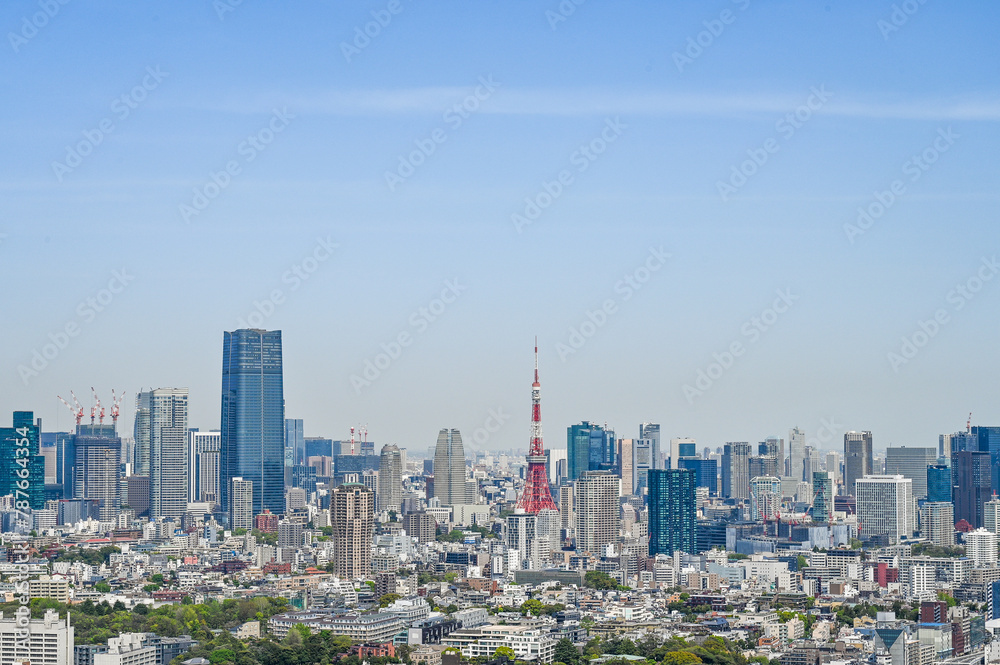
[3,1,999,457]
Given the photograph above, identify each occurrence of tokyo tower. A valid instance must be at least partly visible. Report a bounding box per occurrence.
[515,339,559,513]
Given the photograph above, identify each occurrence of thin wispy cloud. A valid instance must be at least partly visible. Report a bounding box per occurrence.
[180,87,1000,122]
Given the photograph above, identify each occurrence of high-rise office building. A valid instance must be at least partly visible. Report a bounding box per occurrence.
[51,431,75,499]
[639,423,661,469]
[615,437,632,492]
[843,431,873,495]
[812,471,834,523]
[952,450,991,529]
[825,451,841,486]
[124,475,150,518]
[884,447,937,499]
[986,498,1000,535]
[749,475,781,521]
[625,438,654,495]
[721,442,751,500]
[432,428,469,505]
[377,444,403,513]
[947,430,978,453]
[927,464,951,503]
[759,436,785,477]
[749,455,778,479]
[679,457,717,496]
[305,437,333,459]
[567,422,614,481]
[669,437,697,471]
[74,424,121,522]
[787,427,805,480]
[1,411,45,509]
[284,419,305,468]
[147,388,189,521]
[331,483,374,579]
[220,328,285,519]
[972,426,1000,492]
[188,430,221,505]
[647,469,695,556]
[967,528,998,568]
[134,392,151,477]
[920,502,955,547]
[855,475,913,544]
[230,477,253,530]
[574,470,619,555]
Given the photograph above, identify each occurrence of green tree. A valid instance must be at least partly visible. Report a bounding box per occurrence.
[493,647,516,661]
[95,582,111,593]
[554,638,579,665]
[937,592,957,607]
[584,571,618,590]
[379,593,401,608]
[662,653,702,665]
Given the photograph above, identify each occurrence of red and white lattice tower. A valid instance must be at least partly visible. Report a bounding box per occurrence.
[516,339,559,514]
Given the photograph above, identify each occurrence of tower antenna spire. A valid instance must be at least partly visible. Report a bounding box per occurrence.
[516,337,558,514]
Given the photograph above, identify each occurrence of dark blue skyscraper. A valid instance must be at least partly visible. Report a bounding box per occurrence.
[220,329,285,519]
[1,412,45,510]
[952,450,991,529]
[680,457,718,496]
[972,426,1000,493]
[567,422,614,482]
[927,464,951,503]
[648,469,696,556]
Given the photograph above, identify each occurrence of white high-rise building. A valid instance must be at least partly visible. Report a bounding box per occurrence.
[94,633,157,665]
[920,502,955,547]
[985,498,1000,535]
[788,427,806,481]
[967,528,998,568]
[505,511,558,571]
[855,475,913,544]
[908,564,935,601]
[188,429,221,506]
[749,476,781,521]
[377,444,403,513]
[574,470,620,555]
[0,609,74,665]
[147,388,189,521]
[230,477,253,530]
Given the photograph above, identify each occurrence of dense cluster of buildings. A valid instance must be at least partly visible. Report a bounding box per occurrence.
[3,329,1000,665]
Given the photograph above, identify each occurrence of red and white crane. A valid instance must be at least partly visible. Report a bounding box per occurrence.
[91,387,106,425]
[110,389,126,425]
[57,394,85,426]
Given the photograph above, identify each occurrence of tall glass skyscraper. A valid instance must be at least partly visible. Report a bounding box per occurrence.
[1,411,46,510]
[220,329,285,519]
[566,421,614,482]
[648,469,696,556]
[927,464,952,503]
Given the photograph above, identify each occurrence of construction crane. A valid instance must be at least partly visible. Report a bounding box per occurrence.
[71,391,87,424]
[57,395,84,426]
[110,389,126,425]
[92,387,106,425]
